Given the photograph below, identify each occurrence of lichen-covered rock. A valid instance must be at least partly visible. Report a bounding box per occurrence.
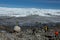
[14,26,21,32]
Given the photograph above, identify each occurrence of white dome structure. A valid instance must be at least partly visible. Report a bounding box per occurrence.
[14,26,21,32]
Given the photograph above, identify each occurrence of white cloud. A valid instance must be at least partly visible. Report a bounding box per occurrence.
[0,7,60,17]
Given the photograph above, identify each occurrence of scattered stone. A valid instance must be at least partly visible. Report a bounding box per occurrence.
[14,26,21,33]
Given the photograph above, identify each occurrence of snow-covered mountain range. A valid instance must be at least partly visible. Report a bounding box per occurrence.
[0,7,60,17]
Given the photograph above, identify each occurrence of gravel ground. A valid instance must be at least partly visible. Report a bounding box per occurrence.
[0,28,60,40]
[0,29,48,40]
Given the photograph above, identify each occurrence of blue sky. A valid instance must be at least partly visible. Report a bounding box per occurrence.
[0,0,60,9]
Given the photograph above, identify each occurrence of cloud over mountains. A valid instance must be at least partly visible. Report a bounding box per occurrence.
[0,7,60,17]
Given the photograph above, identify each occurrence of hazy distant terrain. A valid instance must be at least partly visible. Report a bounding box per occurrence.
[0,15,60,26]
[0,7,60,27]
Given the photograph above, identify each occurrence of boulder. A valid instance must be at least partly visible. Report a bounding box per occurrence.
[14,26,21,32]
